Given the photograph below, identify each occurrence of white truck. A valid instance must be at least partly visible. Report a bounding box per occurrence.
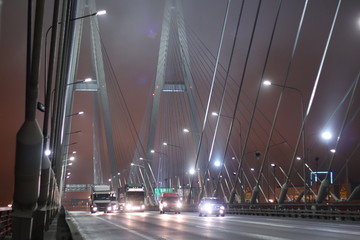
[90,185,114,213]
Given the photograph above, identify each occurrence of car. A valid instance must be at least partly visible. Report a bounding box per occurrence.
[198,197,225,217]
[159,192,182,214]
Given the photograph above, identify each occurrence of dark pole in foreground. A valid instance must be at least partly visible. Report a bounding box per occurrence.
[12,0,46,239]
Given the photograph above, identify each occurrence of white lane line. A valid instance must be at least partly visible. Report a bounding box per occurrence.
[94,216,158,240]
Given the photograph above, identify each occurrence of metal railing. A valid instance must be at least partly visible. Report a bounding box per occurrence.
[0,207,12,239]
[226,202,360,221]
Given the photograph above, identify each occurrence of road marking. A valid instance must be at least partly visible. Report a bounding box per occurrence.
[94,216,158,240]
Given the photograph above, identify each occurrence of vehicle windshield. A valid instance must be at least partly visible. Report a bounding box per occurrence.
[94,194,110,200]
[203,198,223,204]
[163,197,179,203]
[127,192,144,203]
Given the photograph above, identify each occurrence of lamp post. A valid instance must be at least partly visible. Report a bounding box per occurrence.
[162,142,185,197]
[263,80,307,204]
[271,163,276,201]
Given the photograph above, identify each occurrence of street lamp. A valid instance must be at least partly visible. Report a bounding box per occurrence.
[44,149,51,156]
[321,131,332,140]
[66,77,94,86]
[214,160,221,167]
[66,111,84,117]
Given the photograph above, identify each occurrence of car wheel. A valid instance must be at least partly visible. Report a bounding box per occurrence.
[221,214,225,217]
[216,214,219,217]
[199,212,202,217]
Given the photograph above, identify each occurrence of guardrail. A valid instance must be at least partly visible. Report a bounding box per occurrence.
[226,203,360,221]
[0,207,12,239]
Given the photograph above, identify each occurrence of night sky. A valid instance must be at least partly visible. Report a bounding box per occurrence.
[1,0,360,205]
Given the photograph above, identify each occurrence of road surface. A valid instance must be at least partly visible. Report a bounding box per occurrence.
[68,211,360,240]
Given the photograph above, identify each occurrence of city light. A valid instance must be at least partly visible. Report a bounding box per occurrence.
[183,128,190,133]
[321,131,332,140]
[189,168,195,175]
[263,80,272,86]
[96,10,107,16]
[214,160,221,167]
[44,149,51,156]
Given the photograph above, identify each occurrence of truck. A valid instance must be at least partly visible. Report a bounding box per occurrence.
[118,184,145,212]
[159,192,182,214]
[90,184,115,213]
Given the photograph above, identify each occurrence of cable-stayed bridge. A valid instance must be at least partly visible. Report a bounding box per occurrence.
[3,0,360,239]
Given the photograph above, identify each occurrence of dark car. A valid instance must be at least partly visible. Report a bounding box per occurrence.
[198,197,225,217]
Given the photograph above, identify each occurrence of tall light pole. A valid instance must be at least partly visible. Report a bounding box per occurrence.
[263,80,306,204]
[162,142,185,198]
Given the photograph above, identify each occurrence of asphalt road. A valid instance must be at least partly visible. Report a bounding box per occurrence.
[68,211,360,240]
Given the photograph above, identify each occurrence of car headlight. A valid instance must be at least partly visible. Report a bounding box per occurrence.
[204,204,211,211]
[141,204,145,209]
[176,202,182,208]
[163,202,168,207]
[93,206,98,211]
[107,206,112,211]
[112,205,118,210]
[220,206,225,210]
[126,204,132,210]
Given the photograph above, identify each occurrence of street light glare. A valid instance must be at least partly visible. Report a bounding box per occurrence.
[96,10,107,16]
[211,112,219,116]
[296,156,301,161]
[263,80,272,86]
[183,128,190,133]
[131,163,135,166]
[189,168,195,175]
[163,142,168,146]
[150,149,155,153]
[330,149,336,153]
[44,149,51,156]
[214,160,221,167]
[69,156,75,161]
[84,78,92,82]
[271,163,276,167]
[78,111,84,115]
[321,131,332,140]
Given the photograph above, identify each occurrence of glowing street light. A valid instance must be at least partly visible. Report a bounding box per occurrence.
[183,128,190,133]
[95,10,107,16]
[189,168,195,175]
[321,131,332,140]
[214,160,221,167]
[66,111,84,117]
[262,80,272,86]
[44,149,51,156]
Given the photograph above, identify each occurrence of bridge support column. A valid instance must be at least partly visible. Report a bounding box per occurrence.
[278,183,289,204]
[316,178,330,203]
[250,186,260,204]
